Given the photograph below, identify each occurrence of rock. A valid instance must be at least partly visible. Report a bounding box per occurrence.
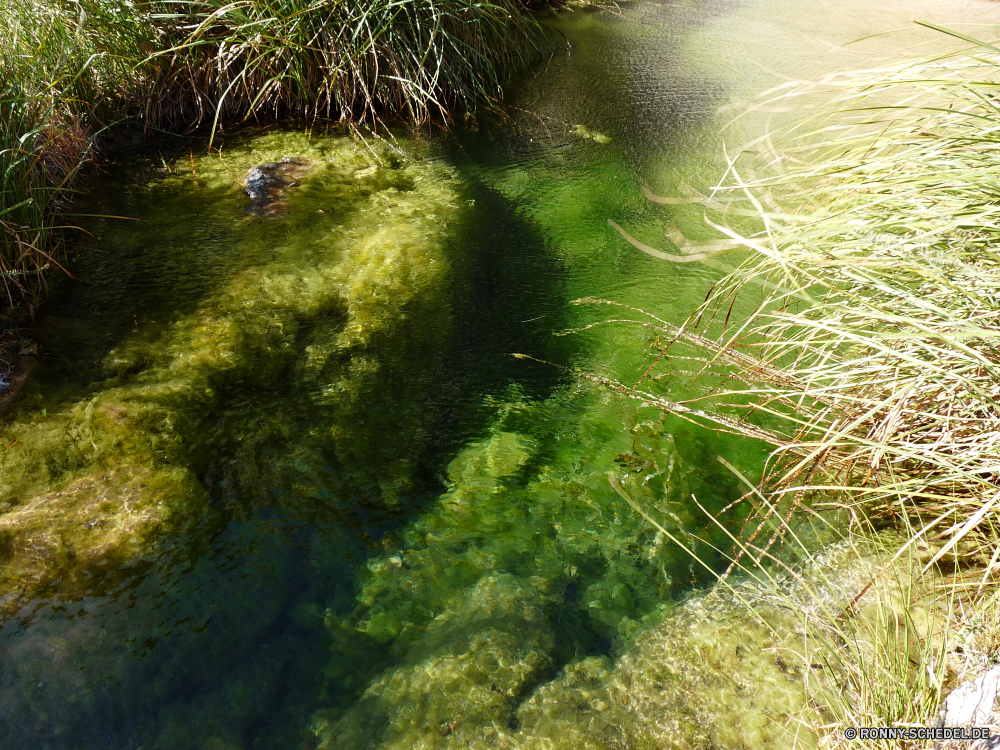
[0,464,210,619]
[939,666,1000,727]
[572,124,611,144]
[243,156,312,217]
[0,356,36,416]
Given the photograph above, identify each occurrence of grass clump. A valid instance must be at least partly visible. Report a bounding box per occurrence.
[601,26,1000,738]
[613,36,1000,590]
[1,1,163,305]
[697,42,1000,583]
[148,0,542,136]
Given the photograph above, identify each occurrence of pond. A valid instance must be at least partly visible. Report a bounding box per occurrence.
[0,0,992,748]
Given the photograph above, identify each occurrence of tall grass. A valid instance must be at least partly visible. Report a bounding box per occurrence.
[2,1,154,308]
[148,0,542,140]
[601,28,1000,734]
[612,462,955,744]
[615,37,1000,580]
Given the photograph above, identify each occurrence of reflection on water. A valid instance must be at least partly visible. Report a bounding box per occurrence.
[2,0,997,747]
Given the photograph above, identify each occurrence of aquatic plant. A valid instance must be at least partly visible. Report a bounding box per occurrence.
[310,525,955,749]
[605,28,1000,735]
[0,131,462,614]
[304,381,769,748]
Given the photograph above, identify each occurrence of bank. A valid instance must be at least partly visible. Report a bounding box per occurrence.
[0,0,545,352]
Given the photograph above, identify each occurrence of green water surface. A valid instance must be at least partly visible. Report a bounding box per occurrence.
[0,0,992,748]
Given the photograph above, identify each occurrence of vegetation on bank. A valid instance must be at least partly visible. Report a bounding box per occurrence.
[0,0,542,312]
[700,39,1000,591]
[607,30,1000,737]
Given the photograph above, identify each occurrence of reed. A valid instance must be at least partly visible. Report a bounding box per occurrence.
[615,35,1000,582]
[3,8,85,306]
[147,0,542,141]
[1,1,154,307]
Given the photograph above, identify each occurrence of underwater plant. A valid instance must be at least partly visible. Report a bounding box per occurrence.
[0,131,462,615]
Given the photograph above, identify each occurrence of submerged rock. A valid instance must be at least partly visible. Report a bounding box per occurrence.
[243,156,313,216]
[307,397,765,748]
[0,464,210,613]
[572,124,611,144]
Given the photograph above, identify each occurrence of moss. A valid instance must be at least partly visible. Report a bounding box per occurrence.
[0,464,210,615]
[312,536,940,750]
[313,574,556,750]
[0,129,462,613]
[307,386,769,747]
[361,393,723,634]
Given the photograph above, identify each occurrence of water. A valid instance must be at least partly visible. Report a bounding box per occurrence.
[1,1,996,748]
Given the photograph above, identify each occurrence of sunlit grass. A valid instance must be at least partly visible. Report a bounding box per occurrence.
[601,26,1000,736]
[618,34,1000,581]
[701,44,1000,576]
[611,464,955,745]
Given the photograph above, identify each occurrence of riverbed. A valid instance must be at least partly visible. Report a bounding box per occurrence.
[1,0,995,748]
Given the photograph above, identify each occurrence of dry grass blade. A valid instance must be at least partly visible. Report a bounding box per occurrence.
[608,32,1000,586]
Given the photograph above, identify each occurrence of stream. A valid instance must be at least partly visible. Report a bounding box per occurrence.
[1,0,996,748]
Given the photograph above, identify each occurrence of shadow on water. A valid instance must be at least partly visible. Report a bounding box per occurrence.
[0,514,330,749]
[429,177,573,456]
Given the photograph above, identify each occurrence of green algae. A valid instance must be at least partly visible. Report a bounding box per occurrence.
[313,573,556,750]
[300,362,929,750]
[0,121,831,750]
[311,530,946,750]
[338,392,700,650]
[307,383,761,748]
[0,129,462,614]
[0,463,209,613]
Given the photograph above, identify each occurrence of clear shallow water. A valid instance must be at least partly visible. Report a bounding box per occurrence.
[1,1,997,748]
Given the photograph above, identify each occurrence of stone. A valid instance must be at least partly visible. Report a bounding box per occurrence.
[243,156,313,216]
[939,666,1000,727]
